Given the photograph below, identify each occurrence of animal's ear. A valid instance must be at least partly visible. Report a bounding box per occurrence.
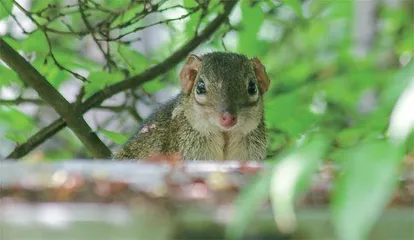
[250,57,270,93]
[179,54,201,93]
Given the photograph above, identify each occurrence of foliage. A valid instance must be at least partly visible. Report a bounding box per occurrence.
[0,0,413,239]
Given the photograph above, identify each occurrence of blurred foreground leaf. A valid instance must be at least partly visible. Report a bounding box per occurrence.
[226,133,330,239]
[381,59,414,108]
[270,133,330,233]
[332,140,405,240]
[225,167,272,240]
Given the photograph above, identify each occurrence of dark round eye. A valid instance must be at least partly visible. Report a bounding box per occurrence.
[248,80,257,95]
[196,79,206,95]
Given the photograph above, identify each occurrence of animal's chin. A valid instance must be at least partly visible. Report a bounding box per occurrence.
[218,125,237,132]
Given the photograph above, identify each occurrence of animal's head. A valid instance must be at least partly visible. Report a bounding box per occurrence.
[179,52,270,134]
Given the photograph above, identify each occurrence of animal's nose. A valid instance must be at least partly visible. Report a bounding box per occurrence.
[219,112,237,128]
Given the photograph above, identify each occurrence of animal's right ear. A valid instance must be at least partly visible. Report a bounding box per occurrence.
[179,54,201,93]
[250,57,270,93]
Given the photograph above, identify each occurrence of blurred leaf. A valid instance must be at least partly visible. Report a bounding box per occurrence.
[142,79,165,93]
[110,4,144,28]
[265,91,321,137]
[105,0,130,9]
[0,106,34,131]
[117,45,148,74]
[0,0,13,20]
[0,65,21,86]
[387,79,414,142]
[2,36,22,50]
[51,49,102,72]
[22,30,48,52]
[284,61,313,85]
[292,133,331,194]
[225,168,272,240]
[4,132,26,143]
[0,106,35,144]
[35,55,70,88]
[31,0,56,12]
[332,140,404,240]
[47,67,69,88]
[268,132,288,153]
[84,71,124,99]
[381,58,414,108]
[98,129,129,145]
[44,149,73,161]
[396,31,414,53]
[269,133,330,234]
[238,1,264,56]
[184,0,202,37]
[335,127,364,148]
[325,0,352,19]
[281,0,304,19]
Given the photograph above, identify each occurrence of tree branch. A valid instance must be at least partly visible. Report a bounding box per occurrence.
[0,39,112,159]
[5,0,238,159]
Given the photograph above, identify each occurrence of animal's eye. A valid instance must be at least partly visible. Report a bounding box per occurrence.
[248,80,257,95]
[196,79,206,95]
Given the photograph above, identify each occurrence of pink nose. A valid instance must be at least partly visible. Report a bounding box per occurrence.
[219,112,237,128]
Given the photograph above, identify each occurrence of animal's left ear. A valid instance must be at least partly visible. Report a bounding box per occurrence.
[179,54,201,93]
[250,57,270,93]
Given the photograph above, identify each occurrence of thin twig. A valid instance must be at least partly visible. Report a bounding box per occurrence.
[43,31,88,82]
[78,0,114,70]
[0,97,44,105]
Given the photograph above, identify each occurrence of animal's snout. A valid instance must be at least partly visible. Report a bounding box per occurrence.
[219,112,237,128]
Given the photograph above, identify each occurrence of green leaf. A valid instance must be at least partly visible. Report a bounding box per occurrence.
[282,0,304,19]
[0,106,34,131]
[332,140,404,240]
[184,0,202,37]
[84,71,124,99]
[31,0,56,12]
[105,0,130,9]
[335,127,364,148]
[44,149,74,161]
[269,133,330,233]
[0,106,35,144]
[225,168,272,240]
[2,36,22,50]
[22,30,48,52]
[142,79,165,93]
[238,1,265,56]
[4,132,26,143]
[117,45,148,74]
[0,65,20,86]
[98,129,129,145]
[110,4,144,28]
[381,58,414,108]
[265,91,320,137]
[52,49,101,71]
[0,0,13,20]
